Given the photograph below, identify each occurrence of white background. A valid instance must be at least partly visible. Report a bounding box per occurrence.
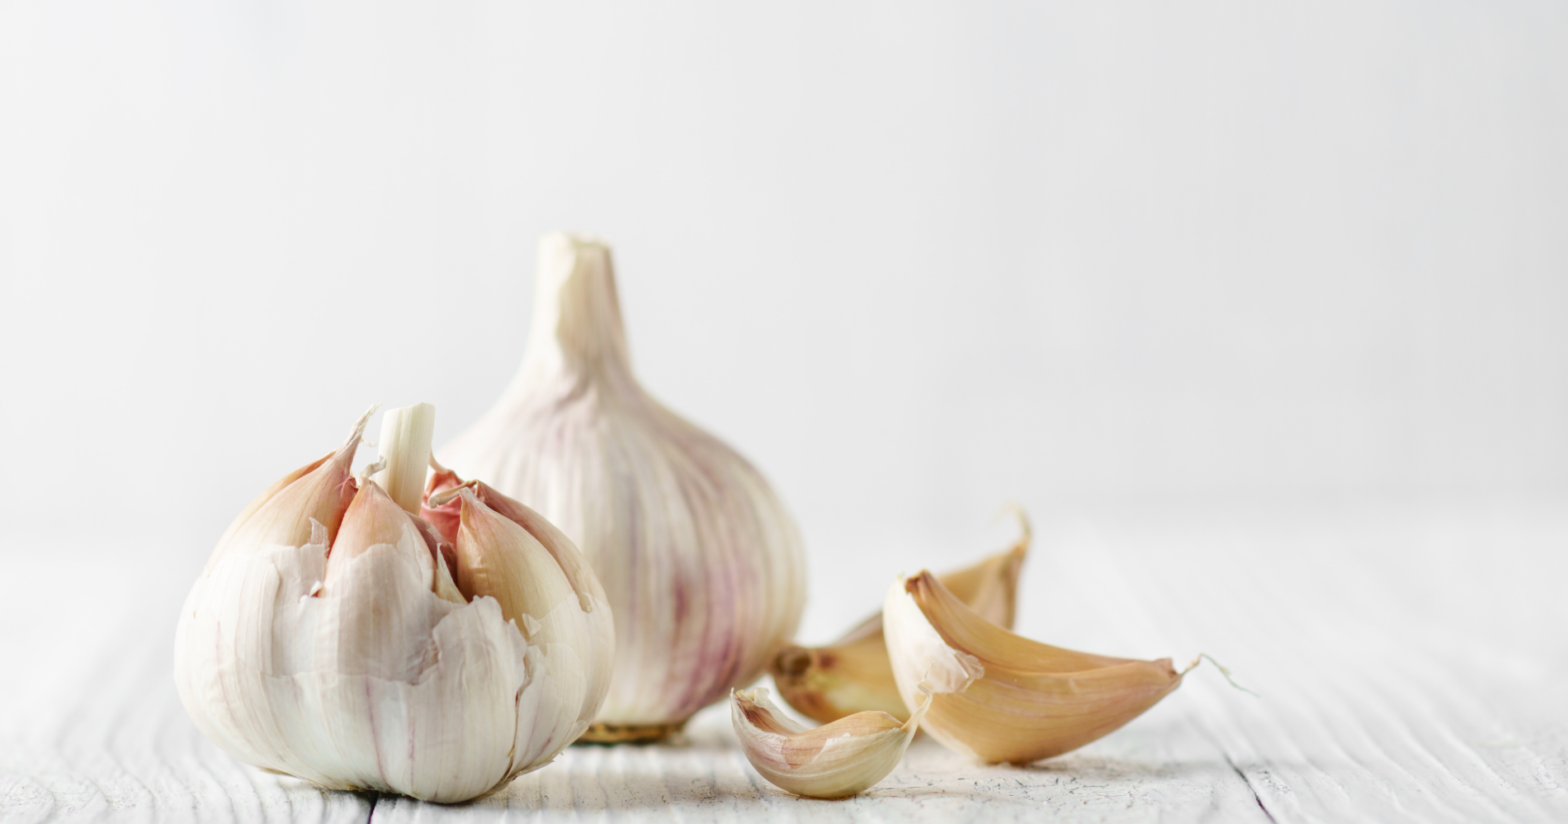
[2,1,1565,642]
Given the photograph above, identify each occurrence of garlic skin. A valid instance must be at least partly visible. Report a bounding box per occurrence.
[731,687,929,799]
[771,515,1029,724]
[883,571,1183,765]
[174,406,612,802]
[439,233,807,740]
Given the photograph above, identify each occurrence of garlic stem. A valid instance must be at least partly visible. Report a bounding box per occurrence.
[373,403,435,514]
[519,233,633,384]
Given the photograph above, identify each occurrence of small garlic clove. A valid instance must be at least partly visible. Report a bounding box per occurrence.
[771,512,1030,724]
[883,571,1183,765]
[323,481,435,596]
[419,457,465,543]
[409,515,465,604]
[731,686,928,799]
[204,406,373,574]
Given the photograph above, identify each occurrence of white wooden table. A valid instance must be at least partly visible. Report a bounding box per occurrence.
[4,499,1565,823]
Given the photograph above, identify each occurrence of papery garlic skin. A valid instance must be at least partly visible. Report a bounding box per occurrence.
[883,572,1183,765]
[174,406,611,802]
[731,687,928,799]
[771,516,1030,724]
[439,233,806,739]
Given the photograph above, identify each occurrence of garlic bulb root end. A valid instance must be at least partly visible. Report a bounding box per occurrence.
[577,721,687,745]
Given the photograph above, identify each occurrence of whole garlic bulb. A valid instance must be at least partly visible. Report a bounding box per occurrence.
[440,233,807,741]
[174,404,613,802]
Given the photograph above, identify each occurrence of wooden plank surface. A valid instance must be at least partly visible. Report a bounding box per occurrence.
[3,499,1564,823]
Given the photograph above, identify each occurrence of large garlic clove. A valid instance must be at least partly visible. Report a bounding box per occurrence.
[174,404,613,802]
[883,571,1183,765]
[731,687,929,799]
[423,473,615,739]
[771,514,1030,724]
[438,233,806,741]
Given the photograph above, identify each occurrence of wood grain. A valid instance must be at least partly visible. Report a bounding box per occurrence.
[3,500,1564,822]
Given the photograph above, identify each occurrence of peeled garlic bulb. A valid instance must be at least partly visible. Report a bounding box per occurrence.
[174,404,613,802]
[771,513,1030,724]
[731,687,929,799]
[440,233,807,741]
[883,571,1183,765]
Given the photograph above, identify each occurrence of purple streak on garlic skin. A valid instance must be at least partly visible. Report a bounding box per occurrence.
[438,234,806,733]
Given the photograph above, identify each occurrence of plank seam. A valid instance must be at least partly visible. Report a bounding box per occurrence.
[1224,754,1278,824]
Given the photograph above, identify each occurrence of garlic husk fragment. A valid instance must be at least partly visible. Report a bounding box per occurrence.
[439,233,806,740]
[174,405,612,802]
[731,687,930,799]
[883,571,1182,765]
[771,513,1029,724]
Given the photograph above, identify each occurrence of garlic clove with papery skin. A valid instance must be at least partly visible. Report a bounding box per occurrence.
[731,686,932,799]
[883,571,1183,765]
[422,470,615,734]
[438,233,807,741]
[323,480,436,594]
[174,404,613,802]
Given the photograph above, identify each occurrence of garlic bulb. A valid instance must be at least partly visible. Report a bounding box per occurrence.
[883,571,1183,765]
[440,233,807,741]
[731,686,931,799]
[174,404,613,802]
[771,512,1029,724]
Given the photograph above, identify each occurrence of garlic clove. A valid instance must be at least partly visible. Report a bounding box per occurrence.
[204,406,372,574]
[419,458,465,543]
[323,481,435,596]
[731,686,929,799]
[883,571,1183,765]
[452,487,578,634]
[771,513,1030,724]
[424,470,614,724]
[448,485,614,731]
[410,515,465,604]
